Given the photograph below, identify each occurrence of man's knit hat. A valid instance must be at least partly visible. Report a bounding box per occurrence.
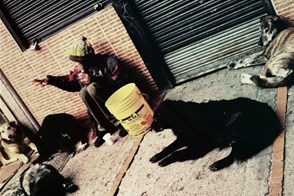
[68,36,94,62]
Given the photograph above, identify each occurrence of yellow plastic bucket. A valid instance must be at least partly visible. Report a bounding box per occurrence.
[105,83,153,137]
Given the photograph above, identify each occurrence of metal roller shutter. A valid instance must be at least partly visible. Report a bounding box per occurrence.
[134,0,268,84]
[0,0,107,50]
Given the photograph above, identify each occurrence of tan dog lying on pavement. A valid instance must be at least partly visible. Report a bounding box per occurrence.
[0,142,16,166]
[0,121,38,166]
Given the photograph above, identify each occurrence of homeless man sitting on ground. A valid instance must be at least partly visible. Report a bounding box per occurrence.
[33,36,131,147]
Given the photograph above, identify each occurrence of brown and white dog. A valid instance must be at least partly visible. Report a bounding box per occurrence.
[0,121,38,166]
[228,15,294,88]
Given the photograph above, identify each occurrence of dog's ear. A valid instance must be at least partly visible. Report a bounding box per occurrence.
[260,15,280,25]
[8,121,18,127]
[8,121,20,127]
[271,15,279,21]
[151,119,164,132]
[265,15,285,28]
[272,15,289,31]
[265,15,279,21]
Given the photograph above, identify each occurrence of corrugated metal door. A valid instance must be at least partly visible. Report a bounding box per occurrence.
[0,0,107,50]
[134,0,268,84]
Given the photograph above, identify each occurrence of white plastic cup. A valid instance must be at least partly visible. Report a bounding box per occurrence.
[103,133,114,145]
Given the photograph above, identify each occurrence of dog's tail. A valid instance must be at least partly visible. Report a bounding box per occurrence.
[250,74,292,88]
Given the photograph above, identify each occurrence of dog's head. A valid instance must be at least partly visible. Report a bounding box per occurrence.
[15,163,78,196]
[151,100,173,132]
[258,15,290,46]
[0,121,22,142]
[151,111,165,132]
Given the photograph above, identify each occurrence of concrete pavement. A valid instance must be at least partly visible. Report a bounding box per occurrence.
[61,65,293,196]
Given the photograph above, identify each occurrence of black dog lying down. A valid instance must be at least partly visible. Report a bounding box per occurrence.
[150,98,281,171]
[36,113,88,162]
[1,163,77,196]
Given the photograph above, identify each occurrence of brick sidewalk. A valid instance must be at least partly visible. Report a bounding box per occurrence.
[269,87,287,196]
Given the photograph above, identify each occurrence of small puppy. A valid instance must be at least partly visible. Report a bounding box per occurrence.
[0,121,38,165]
[1,163,78,196]
[150,98,281,171]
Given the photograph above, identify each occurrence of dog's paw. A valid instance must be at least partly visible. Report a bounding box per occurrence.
[63,182,78,193]
[8,157,18,164]
[227,62,237,69]
[158,160,169,167]
[227,59,247,70]
[20,156,29,164]
[240,73,255,85]
[251,55,267,65]
[149,155,160,163]
[1,159,14,166]
[208,163,220,172]
[75,142,89,153]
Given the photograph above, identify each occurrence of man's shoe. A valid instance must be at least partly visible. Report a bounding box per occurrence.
[94,131,107,147]
[118,127,128,137]
[94,137,105,147]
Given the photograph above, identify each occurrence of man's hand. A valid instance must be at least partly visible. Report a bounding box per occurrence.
[32,78,48,87]
[77,72,91,85]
